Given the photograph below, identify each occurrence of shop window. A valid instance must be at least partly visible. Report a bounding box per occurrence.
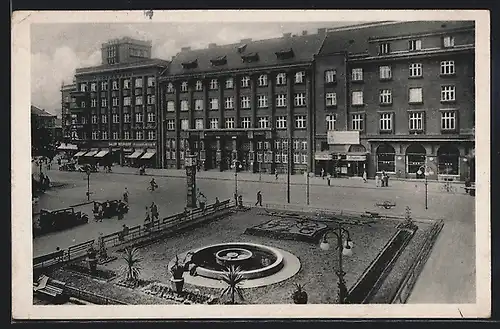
[376,144,395,173]
[437,145,459,175]
[406,144,426,175]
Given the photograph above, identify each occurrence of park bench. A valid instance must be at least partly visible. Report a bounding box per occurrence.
[34,276,68,303]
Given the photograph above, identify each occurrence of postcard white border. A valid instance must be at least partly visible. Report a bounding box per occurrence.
[12,9,490,319]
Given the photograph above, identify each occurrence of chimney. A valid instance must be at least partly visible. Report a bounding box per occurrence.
[302,30,308,36]
[208,43,217,48]
[181,46,191,51]
[317,28,326,36]
[283,32,292,38]
[240,38,252,43]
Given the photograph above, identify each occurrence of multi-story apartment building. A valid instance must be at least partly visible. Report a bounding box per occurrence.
[159,30,327,174]
[66,37,169,167]
[314,21,475,181]
[61,82,76,142]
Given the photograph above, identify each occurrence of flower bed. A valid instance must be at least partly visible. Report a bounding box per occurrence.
[141,282,218,305]
[64,261,117,281]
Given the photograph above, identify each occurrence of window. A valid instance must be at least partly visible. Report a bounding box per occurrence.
[171,150,176,160]
[275,153,281,163]
[441,111,456,130]
[275,140,281,150]
[209,118,219,129]
[282,152,288,163]
[376,144,396,172]
[443,36,455,48]
[181,81,188,92]
[258,117,269,129]
[147,112,155,122]
[90,83,97,92]
[352,68,363,81]
[276,73,287,85]
[80,83,87,92]
[135,131,143,140]
[194,99,203,111]
[209,98,219,110]
[258,74,268,86]
[124,113,130,123]
[293,153,300,164]
[147,95,155,105]
[276,116,287,129]
[135,112,143,123]
[101,98,108,107]
[240,96,251,109]
[167,119,175,130]
[301,154,308,164]
[167,83,175,93]
[379,113,393,131]
[379,89,392,104]
[91,99,97,107]
[379,43,391,54]
[241,117,251,129]
[81,101,86,108]
[406,144,426,174]
[181,119,189,130]
[325,93,337,107]
[195,119,204,130]
[325,70,337,84]
[225,78,233,89]
[112,97,119,106]
[92,131,99,140]
[225,117,235,129]
[112,114,119,123]
[124,131,131,140]
[210,79,218,90]
[112,131,119,140]
[81,116,87,124]
[276,94,287,107]
[257,95,268,108]
[92,115,98,124]
[257,153,263,162]
[352,91,363,105]
[295,115,306,129]
[123,80,130,89]
[100,131,108,140]
[440,61,455,75]
[409,87,423,103]
[167,101,175,112]
[379,66,392,80]
[437,145,459,175]
[295,71,305,84]
[294,93,306,107]
[181,100,189,111]
[326,115,336,131]
[135,96,143,105]
[352,114,364,131]
[441,85,455,102]
[195,80,203,91]
[302,141,307,151]
[147,77,155,87]
[101,114,108,124]
[101,81,108,91]
[409,112,424,131]
[409,39,422,51]
[225,97,234,109]
[409,63,422,78]
[135,78,143,88]
[241,76,250,88]
[147,130,155,140]
[123,97,131,106]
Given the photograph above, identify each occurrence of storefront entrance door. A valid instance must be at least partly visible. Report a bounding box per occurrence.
[348,161,365,177]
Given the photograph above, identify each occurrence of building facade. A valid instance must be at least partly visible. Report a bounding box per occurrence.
[61,83,76,142]
[65,37,169,167]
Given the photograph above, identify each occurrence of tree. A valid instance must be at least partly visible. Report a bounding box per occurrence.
[121,247,142,282]
[219,265,245,304]
[31,118,59,160]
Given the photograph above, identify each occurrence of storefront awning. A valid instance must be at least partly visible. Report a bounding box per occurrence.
[57,143,78,150]
[140,150,156,159]
[315,152,333,161]
[94,150,109,158]
[126,150,144,159]
[84,150,99,157]
[74,151,88,157]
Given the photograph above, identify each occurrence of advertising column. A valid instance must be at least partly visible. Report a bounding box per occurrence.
[185,155,197,209]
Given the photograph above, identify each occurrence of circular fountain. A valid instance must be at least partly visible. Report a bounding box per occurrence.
[215,248,253,267]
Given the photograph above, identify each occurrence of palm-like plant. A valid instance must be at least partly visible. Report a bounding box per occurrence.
[220,265,245,304]
[121,247,142,282]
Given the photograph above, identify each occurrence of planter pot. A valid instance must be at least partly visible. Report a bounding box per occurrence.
[170,277,184,293]
[293,295,308,304]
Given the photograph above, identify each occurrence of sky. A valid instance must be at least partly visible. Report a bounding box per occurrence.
[31,22,359,116]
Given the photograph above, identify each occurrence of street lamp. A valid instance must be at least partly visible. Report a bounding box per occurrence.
[416,165,434,210]
[85,167,91,201]
[319,222,354,304]
[306,167,310,205]
[231,159,242,205]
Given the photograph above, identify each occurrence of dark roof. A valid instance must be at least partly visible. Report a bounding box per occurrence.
[319,21,475,55]
[76,58,170,76]
[31,105,55,117]
[167,32,326,76]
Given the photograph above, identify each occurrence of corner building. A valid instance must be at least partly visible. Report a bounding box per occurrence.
[313,21,475,181]
[159,30,327,173]
[65,37,169,168]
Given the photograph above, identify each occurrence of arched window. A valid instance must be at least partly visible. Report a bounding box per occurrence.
[348,144,366,153]
[406,144,426,176]
[376,144,395,173]
[437,145,460,175]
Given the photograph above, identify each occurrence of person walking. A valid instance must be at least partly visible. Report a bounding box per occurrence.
[327,175,331,186]
[385,173,390,187]
[123,187,129,204]
[255,191,263,206]
[381,171,386,187]
[275,168,279,180]
[150,202,159,221]
[362,170,367,183]
[375,174,380,187]
[321,168,325,179]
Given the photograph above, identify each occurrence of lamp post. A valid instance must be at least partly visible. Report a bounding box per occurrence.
[306,167,310,205]
[416,165,434,210]
[319,222,354,304]
[231,159,242,205]
[85,167,91,201]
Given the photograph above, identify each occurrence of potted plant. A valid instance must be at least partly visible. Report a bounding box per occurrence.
[169,253,193,293]
[121,247,142,286]
[291,283,308,304]
[219,265,245,304]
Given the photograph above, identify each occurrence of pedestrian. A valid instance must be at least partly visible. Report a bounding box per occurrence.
[275,168,279,180]
[151,202,159,221]
[238,194,243,208]
[375,174,380,187]
[327,175,331,186]
[321,168,325,179]
[123,187,129,203]
[255,191,263,206]
[144,206,151,231]
[381,171,386,187]
[362,170,367,183]
[214,197,220,209]
[385,173,390,187]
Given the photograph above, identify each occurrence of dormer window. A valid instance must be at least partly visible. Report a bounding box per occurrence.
[181,81,188,92]
[195,80,203,91]
[241,52,259,63]
[167,83,175,93]
[237,44,247,53]
[275,48,295,60]
[379,43,391,55]
[181,59,198,69]
[210,55,227,66]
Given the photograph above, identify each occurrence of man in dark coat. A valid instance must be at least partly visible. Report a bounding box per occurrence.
[255,191,263,206]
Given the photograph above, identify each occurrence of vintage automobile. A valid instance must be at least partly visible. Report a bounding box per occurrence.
[59,162,77,171]
[78,164,99,173]
[93,200,129,220]
[34,207,89,236]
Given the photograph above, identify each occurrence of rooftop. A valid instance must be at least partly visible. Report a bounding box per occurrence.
[101,36,152,48]
[31,105,55,117]
[75,58,170,76]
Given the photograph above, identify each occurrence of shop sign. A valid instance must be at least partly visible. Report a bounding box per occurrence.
[327,131,360,145]
[315,152,333,161]
[108,141,156,148]
[346,155,366,161]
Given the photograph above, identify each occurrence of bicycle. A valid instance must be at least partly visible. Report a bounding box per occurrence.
[147,184,158,192]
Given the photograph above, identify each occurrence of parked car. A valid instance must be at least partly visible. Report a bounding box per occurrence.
[93,200,129,220]
[34,207,89,236]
